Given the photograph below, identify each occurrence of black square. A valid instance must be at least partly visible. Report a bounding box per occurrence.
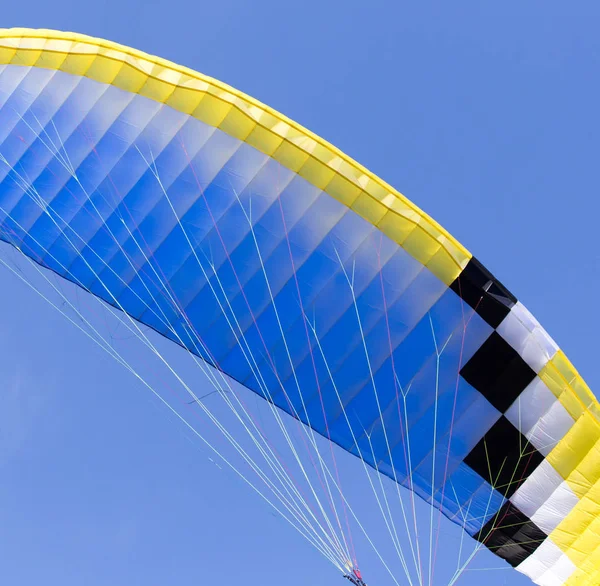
[464,416,544,498]
[474,501,546,567]
[460,332,536,413]
[450,257,516,328]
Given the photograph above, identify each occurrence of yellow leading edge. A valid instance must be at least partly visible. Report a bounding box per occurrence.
[0,28,471,286]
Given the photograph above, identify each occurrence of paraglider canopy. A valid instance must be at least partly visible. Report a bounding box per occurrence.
[0,27,598,586]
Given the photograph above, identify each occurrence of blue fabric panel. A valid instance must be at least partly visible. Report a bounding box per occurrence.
[439,463,506,535]
[0,66,508,542]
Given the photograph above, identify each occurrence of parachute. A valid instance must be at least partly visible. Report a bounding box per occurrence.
[0,28,598,586]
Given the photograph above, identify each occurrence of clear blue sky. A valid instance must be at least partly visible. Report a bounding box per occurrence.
[1,2,599,586]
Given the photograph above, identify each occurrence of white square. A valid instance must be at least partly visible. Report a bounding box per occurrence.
[498,302,559,373]
[506,377,557,436]
[517,538,562,581]
[536,552,577,586]
[551,553,577,582]
[536,574,566,586]
[531,481,579,534]
[511,460,564,518]
[526,401,575,456]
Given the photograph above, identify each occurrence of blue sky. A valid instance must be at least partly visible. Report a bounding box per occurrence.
[1,2,599,585]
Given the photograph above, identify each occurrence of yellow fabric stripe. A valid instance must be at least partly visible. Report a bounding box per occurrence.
[547,415,600,586]
[542,350,600,584]
[565,537,600,586]
[540,351,600,422]
[547,412,600,494]
[0,28,471,285]
[550,450,600,551]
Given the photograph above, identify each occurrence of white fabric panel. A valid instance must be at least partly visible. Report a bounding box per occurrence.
[517,539,562,581]
[526,401,575,456]
[517,556,548,582]
[536,573,565,586]
[536,552,577,586]
[531,481,579,534]
[549,554,577,583]
[498,302,559,372]
[511,460,564,518]
[506,377,557,435]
